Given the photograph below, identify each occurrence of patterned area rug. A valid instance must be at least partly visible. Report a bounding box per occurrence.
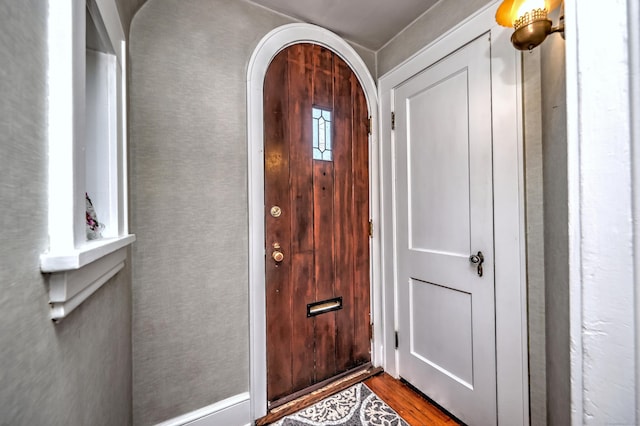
[271,383,409,425]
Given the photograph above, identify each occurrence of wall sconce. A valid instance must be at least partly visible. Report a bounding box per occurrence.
[496,0,565,50]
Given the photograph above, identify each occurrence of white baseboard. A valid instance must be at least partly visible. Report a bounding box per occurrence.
[155,392,251,426]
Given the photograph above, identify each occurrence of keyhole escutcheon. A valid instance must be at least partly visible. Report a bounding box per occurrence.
[469,251,484,277]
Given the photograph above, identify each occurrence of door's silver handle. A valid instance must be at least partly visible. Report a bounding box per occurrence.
[469,251,484,277]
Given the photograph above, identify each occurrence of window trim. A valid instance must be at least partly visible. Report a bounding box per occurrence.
[42,0,134,321]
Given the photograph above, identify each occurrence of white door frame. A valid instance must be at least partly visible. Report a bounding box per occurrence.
[378,2,529,425]
[246,23,380,420]
[565,0,640,423]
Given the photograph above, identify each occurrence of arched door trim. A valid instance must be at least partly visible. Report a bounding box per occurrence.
[247,23,381,420]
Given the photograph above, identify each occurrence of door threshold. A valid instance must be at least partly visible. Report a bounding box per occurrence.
[256,364,382,425]
[268,363,378,409]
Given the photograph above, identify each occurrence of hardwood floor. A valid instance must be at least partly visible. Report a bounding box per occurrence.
[256,370,461,425]
[364,373,461,426]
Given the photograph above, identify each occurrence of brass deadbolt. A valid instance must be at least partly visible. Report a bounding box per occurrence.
[272,251,284,262]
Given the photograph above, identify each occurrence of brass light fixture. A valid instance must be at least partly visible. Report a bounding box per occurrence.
[496,0,565,50]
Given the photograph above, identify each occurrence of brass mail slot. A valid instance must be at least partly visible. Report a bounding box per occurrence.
[307,297,343,317]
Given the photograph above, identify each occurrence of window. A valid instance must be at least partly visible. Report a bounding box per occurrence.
[86,3,117,239]
[42,0,134,321]
[312,107,333,161]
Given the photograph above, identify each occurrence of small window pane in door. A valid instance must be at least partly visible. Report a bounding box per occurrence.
[312,107,332,161]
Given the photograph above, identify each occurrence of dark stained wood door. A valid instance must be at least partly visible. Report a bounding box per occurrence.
[264,43,370,405]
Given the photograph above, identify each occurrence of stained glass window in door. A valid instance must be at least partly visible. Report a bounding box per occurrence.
[312,107,332,161]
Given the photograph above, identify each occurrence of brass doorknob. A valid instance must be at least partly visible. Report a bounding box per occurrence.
[272,251,284,262]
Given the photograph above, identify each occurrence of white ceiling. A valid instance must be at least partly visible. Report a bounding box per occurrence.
[246,0,440,50]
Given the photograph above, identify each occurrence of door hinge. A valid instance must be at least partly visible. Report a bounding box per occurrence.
[391,112,395,130]
[368,116,372,134]
[369,220,373,237]
[395,331,399,349]
[369,323,373,341]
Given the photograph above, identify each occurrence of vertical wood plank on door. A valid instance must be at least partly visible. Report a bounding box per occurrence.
[312,45,337,382]
[333,55,356,372]
[288,44,316,393]
[312,161,336,381]
[264,49,293,401]
[352,74,371,363]
[312,45,333,109]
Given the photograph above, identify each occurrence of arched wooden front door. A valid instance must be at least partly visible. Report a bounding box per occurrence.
[263,43,371,406]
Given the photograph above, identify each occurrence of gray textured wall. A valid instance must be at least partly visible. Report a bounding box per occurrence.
[540,28,570,426]
[522,50,547,426]
[376,0,493,76]
[129,2,376,423]
[129,1,281,424]
[376,1,551,423]
[344,41,376,80]
[0,1,133,425]
[115,0,148,36]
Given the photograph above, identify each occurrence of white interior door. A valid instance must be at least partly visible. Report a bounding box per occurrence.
[394,34,496,426]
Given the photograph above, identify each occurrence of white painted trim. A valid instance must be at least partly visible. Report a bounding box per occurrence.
[568,1,584,420]
[565,0,639,423]
[94,0,125,66]
[155,393,251,426]
[41,234,135,272]
[43,234,135,321]
[378,1,498,82]
[630,0,640,420]
[247,23,380,421]
[378,2,529,425]
[47,0,83,252]
[490,22,529,426]
[48,246,127,321]
[120,38,129,235]
[45,0,133,320]
[564,1,583,423]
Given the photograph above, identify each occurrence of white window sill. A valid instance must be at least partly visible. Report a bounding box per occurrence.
[40,234,136,272]
[40,234,136,321]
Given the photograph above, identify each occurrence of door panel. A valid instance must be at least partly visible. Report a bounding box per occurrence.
[395,34,496,426]
[407,70,470,255]
[264,43,370,404]
[410,279,473,387]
